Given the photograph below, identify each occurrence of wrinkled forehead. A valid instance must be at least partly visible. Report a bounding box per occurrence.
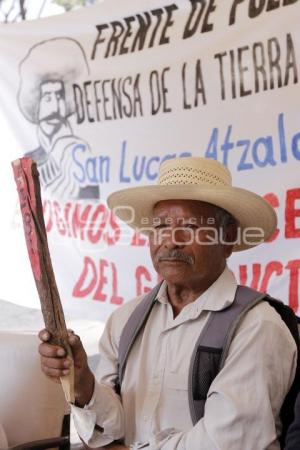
[152,199,217,221]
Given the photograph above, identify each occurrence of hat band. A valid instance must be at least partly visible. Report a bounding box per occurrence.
[159,167,230,186]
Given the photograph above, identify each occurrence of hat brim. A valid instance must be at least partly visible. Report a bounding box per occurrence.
[107,185,277,252]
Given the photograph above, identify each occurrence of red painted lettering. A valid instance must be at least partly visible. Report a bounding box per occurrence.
[104,212,121,245]
[93,259,109,301]
[136,265,152,295]
[263,192,280,242]
[64,202,73,237]
[131,231,148,246]
[87,204,108,244]
[238,263,261,289]
[260,261,283,292]
[72,256,97,297]
[53,201,67,236]
[72,204,92,240]
[285,188,300,238]
[286,259,300,311]
[110,262,123,304]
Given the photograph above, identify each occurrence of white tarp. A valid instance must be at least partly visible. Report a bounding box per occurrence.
[0,0,299,321]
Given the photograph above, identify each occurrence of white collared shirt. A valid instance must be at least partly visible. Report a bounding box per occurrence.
[72,267,297,449]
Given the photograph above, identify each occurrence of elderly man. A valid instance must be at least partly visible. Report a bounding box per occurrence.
[39,157,297,449]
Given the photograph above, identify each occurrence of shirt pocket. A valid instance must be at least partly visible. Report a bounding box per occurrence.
[163,371,191,428]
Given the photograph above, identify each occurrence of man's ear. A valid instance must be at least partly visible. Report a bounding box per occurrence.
[223,222,238,258]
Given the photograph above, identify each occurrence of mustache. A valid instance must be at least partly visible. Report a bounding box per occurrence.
[41,112,66,122]
[156,249,194,265]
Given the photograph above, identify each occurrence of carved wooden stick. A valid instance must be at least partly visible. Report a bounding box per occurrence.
[12,157,74,403]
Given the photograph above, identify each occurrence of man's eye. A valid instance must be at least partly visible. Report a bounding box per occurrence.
[184,224,198,230]
[153,223,168,229]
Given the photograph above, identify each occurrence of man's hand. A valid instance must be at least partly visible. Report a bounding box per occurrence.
[38,329,95,406]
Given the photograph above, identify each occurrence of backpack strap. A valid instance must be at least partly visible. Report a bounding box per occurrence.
[265,297,300,448]
[115,282,163,394]
[115,280,299,446]
[188,285,266,424]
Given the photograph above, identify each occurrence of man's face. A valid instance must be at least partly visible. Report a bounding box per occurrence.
[38,81,66,139]
[149,200,233,288]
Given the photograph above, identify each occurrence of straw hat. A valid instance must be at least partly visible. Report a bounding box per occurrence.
[107,157,277,251]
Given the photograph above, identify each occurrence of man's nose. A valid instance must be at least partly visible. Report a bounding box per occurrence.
[54,97,60,111]
[48,96,59,113]
[50,94,61,113]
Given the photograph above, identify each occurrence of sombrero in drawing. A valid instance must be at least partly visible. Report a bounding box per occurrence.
[107,157,277,252]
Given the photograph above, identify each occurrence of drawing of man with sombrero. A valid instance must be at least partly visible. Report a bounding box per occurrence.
[18,37,99,200]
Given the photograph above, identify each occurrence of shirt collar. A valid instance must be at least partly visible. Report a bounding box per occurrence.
[155,266,237,316]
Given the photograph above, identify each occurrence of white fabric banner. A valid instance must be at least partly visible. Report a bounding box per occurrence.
[0,0,299,321]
